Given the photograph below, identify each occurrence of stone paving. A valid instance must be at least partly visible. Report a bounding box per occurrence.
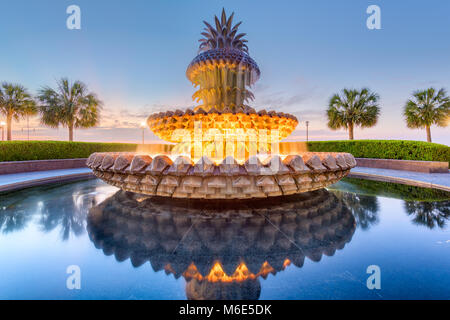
[0,166,448,192]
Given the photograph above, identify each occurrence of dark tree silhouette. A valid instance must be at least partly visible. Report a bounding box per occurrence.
[38,185,99,240]
[0,206,32,234]
[333,191,380,230]
[404,200,450,229]
[0,180,104,240]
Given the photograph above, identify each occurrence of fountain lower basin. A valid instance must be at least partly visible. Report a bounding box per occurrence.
[86,152,356,199]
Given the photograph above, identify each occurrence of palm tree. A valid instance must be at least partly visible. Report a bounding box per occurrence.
[0,83,37,140]
[326,88,380,140]
[403,88,450,142]
[333,191,380,230]
[37,78,102,141]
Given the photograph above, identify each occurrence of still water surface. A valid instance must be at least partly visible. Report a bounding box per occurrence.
[0,178,449,299]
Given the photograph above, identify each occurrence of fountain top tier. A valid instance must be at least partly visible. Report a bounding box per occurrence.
[186,8,261,110]
[186,9,261,112]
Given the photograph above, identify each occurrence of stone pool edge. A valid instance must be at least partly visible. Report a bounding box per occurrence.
[347,171,450,192]
[0,168,448,193]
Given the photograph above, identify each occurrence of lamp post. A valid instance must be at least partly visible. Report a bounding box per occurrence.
[0,121,5,141]
[305,121,309,142]
[140,121,146,145]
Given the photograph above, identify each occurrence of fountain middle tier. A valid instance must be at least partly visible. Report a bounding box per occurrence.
[147,106,298,142]
[147,106,299,159]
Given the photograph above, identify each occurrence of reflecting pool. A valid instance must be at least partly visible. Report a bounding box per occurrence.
[0,178,449,299]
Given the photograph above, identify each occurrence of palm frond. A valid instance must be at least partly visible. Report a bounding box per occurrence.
[0,82,36,119]
[37,78,102,131]
[403,87,450,129]
[326,88,380,132]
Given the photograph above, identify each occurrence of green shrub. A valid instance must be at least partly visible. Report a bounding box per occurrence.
[281,140,449,163]
[0,141,140,161]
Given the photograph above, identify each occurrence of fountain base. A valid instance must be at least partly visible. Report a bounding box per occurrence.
[86,152,356,199]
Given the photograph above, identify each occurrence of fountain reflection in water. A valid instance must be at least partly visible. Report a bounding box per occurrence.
[87,189,356,300]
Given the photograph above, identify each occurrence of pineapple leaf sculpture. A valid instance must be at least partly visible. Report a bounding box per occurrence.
[199,9,248,53]
[186,8,260,112]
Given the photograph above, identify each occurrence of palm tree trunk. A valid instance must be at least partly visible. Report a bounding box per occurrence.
[68,124,74,142]
[6,114,12,141]
[426,125,431,143]
[348,123,354,140]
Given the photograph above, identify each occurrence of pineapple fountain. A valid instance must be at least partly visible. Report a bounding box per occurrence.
[86,9,356,199]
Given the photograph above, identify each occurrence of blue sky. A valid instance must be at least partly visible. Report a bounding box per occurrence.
[1,0,449,144]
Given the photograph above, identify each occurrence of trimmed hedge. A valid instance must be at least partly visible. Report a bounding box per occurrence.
[0,140,449,163]
[0,141,139,162]
[306,140,449,163]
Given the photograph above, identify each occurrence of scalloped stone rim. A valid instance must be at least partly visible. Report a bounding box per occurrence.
[186,48,261,85]
[87,152,356,199]
[146,108,299,144]
[147,106,298,122]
